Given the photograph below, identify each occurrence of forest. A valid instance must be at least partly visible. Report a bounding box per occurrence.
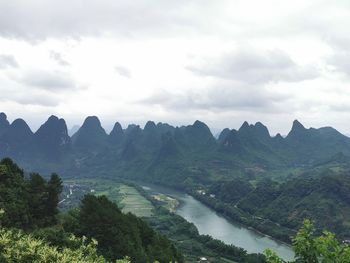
[0,158,182,262]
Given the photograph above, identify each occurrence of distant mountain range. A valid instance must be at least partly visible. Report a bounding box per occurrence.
[1,112,350,182]
[3,111,350,241]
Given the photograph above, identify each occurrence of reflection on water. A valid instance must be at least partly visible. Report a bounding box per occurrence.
[143,184,294,261]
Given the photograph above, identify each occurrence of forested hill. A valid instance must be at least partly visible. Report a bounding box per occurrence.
[1,112,350,183]
[3,113,350,242]
[0,158,183,262]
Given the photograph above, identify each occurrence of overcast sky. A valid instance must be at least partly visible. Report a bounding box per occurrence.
[1,0,350,135]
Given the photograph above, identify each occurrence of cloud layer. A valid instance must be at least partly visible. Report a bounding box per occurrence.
[0,54,18,69]
[0,1,350,135]
[187,48,319,84]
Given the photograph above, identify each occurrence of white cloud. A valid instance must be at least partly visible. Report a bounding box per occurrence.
[49,51,70,66]
[186,48,319,84]
[115,66,131,78]
[0,0,350,135]
[0,54,18,68]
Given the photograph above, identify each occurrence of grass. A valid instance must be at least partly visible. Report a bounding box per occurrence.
[118,185,154,217]
[61,178,154,217]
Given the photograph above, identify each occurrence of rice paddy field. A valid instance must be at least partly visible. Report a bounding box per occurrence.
[60,179,154,217]
[118,185,154,217]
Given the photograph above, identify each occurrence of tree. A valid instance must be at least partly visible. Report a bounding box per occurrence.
[0,158,31,229]
[46,173,63,224]
[265,219,350,263]
[28,173,48,226]
[0,227,130,263]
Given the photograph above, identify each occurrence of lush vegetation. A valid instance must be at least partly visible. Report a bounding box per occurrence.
[0,227,129,263]
[0,158,62,229]
[198,171,350,243]
[0,158,183,262]
[134,184,266,263]
[3,112,350,250]
[56,178,268,262]
[146,206,266,263]
[265,219,350,263]
[63,195,183,263]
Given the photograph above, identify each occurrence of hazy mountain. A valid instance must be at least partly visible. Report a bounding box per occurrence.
[0,112,10,136]
[108,122,124,144]
[2,113,350,183]
[0,118,33,158]
[3,113,350,242]
[72,116,107,151]
[34,115,71,159]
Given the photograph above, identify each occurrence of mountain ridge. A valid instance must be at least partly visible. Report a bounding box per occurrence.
[1,112,350,183]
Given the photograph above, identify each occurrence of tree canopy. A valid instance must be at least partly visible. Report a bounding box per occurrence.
[265,219,350,263]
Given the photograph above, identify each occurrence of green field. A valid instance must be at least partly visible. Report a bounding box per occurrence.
[119,185,154,217]
[60,179,154,217]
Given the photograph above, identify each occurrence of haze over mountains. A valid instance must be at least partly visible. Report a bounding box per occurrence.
[3,111,350,244]
[1,111,350,183]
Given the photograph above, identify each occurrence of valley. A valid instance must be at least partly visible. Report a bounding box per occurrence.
[58,178,293,261]
[2,112,350,261]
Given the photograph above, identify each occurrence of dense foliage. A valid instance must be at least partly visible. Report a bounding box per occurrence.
[0,227,126,263]
[0,158,62,229]
[4,112,350,253]
[0,159,183,262]
[202,171,350,242]
[265,219,350,263]
[131,182,268,263]
[63,195,183,263]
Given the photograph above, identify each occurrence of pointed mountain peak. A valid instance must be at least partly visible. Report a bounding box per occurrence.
[11,118,33,134]
[156,122,175,134]
[275,133,283,139]
[0,112,9,125]
[255,122,265,128]
[238,121,253,134]
[37,115,68,131]
[82,116,103,128]
[34,115,71,158]
[36,116,69,136]
[109,122,124,143]
[0,112,7,122]
[193,120,208,129]
[191,120,213,135]
[110,122,123,134]
[72,116,107,149]
[254,122,270,138]
[47,115,59,122]
[144,121,157,131]
[218,128,231,143]
[273,133,284,142]
[0,112,10,136]
[291,119,305,131]
[286,120,308,140]
[240,121,250,130]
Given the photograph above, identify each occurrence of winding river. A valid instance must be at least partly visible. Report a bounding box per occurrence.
[142,184,294,261]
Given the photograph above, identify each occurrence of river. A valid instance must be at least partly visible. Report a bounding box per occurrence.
[142,184,294,261]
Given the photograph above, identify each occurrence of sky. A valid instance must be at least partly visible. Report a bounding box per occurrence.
[1,0,350,136]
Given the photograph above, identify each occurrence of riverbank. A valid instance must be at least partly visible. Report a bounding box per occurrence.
[190,190,296,244]
[135,180,296,245]
[136,182,294,260]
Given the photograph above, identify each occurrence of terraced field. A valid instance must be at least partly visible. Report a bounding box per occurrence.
[60,179,154,217]
[118,185,154,217]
